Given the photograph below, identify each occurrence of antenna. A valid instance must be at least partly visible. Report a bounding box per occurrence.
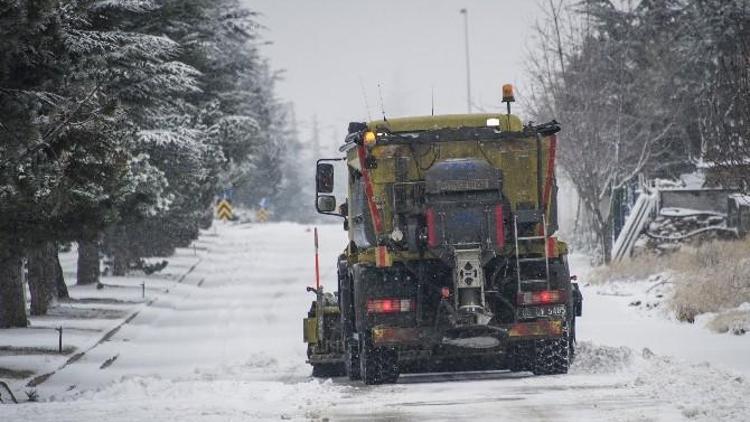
[431,85,435,116]
[377,82,387,122]
[460,8,472,113]
[358,76,372,121]
[312,115,320,157]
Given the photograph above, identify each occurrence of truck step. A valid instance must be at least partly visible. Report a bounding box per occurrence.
[519,279,549,284]
[517,257,547,263]
[516,235,546,241]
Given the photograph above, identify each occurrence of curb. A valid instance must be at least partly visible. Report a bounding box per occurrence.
[25,258,203,389]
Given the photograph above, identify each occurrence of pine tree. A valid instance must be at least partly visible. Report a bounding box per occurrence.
[0,0,199,318]
[0,0,70,326]
[685,0,750,187]
[0,0,286,323]
[101,0,268,270]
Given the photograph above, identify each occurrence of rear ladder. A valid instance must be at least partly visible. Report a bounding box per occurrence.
[513,213,551,293]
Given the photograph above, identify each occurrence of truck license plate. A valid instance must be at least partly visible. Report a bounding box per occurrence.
[518,304,566,320]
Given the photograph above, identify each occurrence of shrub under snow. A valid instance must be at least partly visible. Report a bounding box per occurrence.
[669,240,750,324]
[593,238,750,331]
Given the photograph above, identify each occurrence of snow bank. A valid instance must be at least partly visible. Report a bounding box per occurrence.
[573,341,750,421]
[571,341,633,374]
[579,273,750,382]
[636,349,750,421]
[703,303,750,335]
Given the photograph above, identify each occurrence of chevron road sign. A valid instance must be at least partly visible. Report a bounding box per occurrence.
[216,199,233,221]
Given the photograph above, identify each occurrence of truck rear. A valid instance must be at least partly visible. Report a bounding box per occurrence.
[304,88,582,384]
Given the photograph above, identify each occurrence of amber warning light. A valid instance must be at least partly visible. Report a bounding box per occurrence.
[502,84,515,120]
[363,131,377,147]
[502,84,515,103]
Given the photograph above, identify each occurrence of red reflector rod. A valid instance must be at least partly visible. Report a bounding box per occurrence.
[546,236,557,258]
[425,208,438,248]
[494,205,505,248]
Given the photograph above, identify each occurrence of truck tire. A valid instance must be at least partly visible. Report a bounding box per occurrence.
[508,341,534,372]
[569,317,577,362]
[359,335,399,385]
[532,325,570,375]
[311,363,345,378]
[345,339,361,380]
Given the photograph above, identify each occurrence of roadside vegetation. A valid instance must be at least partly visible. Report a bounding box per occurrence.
[590,239,750,333]
[527,0,750,264]
[527,1,749,334]
[0,1,313,328]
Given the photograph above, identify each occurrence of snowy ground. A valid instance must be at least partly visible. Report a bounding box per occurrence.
[0,242,203,392]
[1,223,749,421]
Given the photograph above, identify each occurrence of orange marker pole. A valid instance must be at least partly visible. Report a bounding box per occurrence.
[314,227,320,289]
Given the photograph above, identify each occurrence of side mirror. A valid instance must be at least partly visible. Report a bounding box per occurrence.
[314,158,345,218]
[316,163,335,193]
[317,195,337,213]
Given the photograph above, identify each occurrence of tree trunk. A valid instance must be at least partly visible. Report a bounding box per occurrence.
[55,250,69,299]
[582,195,613,265]
[573,197,582,232]
[77,239,100,285]
[600,227,613,264]
[112,247,129,276]
[593,211,613,265]
[27,242,59,316]
[0,246,28,328]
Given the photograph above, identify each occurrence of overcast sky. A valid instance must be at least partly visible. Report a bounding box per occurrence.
[246,0,544,154]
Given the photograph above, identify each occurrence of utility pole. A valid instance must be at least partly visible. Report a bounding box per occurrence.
[460,8,472,113]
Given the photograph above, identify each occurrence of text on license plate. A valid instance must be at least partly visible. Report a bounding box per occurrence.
[518,304,567,319]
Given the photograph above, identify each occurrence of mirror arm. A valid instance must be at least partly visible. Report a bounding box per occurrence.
[315,203,346,218]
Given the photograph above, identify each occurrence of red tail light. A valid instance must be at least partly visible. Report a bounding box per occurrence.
[367,298,416,314]
[494,205,505,248]
[425,208,438,248]
[517,290,566,306]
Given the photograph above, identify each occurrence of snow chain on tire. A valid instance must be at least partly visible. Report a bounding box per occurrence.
[345,340,361,380]
[360,336,399,385]
[532,323,570,375]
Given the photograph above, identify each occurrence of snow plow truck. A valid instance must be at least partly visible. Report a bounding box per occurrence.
[303,85,582,384]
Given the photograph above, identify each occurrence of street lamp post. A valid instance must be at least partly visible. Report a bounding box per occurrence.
[460,8,472,113]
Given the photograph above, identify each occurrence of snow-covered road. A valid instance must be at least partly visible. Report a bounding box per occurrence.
[2,223,749,421]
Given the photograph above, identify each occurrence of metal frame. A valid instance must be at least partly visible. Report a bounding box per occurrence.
[337,121,561,152]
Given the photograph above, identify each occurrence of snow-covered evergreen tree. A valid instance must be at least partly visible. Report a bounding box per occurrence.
[0,0,311,324]
[685,0,750,187]
[96,0,255,271]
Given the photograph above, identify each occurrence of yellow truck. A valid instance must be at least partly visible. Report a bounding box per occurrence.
[304,86,582,384]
